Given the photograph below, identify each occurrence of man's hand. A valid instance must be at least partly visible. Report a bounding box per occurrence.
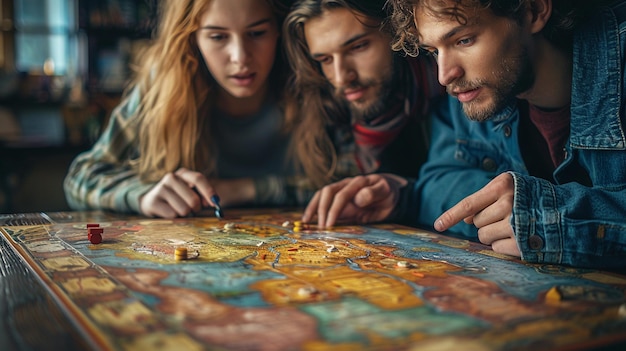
[303,173,407,228]
[434,173,521,257]
[139,168,218,218]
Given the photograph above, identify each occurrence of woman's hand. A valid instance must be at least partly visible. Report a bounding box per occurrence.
[139,168,218,218]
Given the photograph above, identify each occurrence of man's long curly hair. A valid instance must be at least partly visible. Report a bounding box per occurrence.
[284,0,390,187]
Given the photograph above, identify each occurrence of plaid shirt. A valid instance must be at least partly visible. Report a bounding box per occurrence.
[63,88,316,213]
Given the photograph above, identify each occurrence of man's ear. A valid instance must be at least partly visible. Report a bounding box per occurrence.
[527,0,552,34]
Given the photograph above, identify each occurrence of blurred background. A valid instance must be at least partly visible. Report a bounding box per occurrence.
[0,0,159,213]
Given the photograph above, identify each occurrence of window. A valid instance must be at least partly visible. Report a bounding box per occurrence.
[1,0,14,71]
[13,0,77,76]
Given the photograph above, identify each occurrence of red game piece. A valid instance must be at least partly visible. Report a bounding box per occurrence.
[87,227,104,244]
[86,223,100,228]
[88,227,103,236]
[89,232,102,244]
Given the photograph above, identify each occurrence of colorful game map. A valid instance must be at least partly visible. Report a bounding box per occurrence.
[1,210,626,351]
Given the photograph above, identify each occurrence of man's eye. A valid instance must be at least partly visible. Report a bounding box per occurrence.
[249,30,267,38]
[352,42,368,51]
[458,37,473,46]
[316,57,331,65]
[419,47,438,57]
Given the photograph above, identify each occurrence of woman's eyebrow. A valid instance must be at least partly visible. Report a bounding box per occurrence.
[200,18,272,30]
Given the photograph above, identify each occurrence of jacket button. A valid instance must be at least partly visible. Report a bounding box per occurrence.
[503,125,512,137]
[528,235,544,250]
[482,158,497,172]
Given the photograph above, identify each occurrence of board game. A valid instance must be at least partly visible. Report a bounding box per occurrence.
[1,210,626,351]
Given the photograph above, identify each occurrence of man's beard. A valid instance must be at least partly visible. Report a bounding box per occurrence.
[335,57,403,123]
[449,48,534,122]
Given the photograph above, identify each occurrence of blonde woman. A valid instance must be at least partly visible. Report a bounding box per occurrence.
[64,0,303,218]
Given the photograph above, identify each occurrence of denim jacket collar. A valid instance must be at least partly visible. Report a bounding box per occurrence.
[488,102,518,123]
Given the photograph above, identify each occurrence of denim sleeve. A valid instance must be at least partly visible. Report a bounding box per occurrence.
[63,88,153,214]
[408,97,493,237]
[510,172,626,269]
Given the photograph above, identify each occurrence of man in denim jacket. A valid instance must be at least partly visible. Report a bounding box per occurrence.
[303,0,626,269]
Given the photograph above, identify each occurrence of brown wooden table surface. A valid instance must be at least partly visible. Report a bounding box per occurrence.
[0,236,88,350]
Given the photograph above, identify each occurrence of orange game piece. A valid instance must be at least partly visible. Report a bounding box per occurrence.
[545,286,562,303]
[175,247,188,260]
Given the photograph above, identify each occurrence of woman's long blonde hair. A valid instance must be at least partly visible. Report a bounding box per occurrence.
[128,0,294,182]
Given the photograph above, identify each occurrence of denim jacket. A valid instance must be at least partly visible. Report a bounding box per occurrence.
[408,1,626,269]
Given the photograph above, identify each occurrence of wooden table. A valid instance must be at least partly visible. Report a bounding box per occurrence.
[0,236,87,350]
[1,210,626,351]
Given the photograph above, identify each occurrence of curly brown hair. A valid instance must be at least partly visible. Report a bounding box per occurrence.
[386,0,607,57]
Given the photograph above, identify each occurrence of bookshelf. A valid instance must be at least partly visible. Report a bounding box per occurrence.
[0,0,159,213]
[78,0,158,94]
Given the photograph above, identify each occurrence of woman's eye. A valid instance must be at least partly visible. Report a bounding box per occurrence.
[209,34,226,41]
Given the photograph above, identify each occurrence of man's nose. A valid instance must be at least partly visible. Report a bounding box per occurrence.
[332,57,356,87]
[437,51,464,87]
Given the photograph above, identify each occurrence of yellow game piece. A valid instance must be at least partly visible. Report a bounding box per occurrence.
[175,247,188,261]
[297,286,318,298]
[293,220,302,227]
[545,286,561,302]
[293,226,301,232]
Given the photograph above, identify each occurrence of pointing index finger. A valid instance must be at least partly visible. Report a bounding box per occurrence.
[434,186,497,232]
